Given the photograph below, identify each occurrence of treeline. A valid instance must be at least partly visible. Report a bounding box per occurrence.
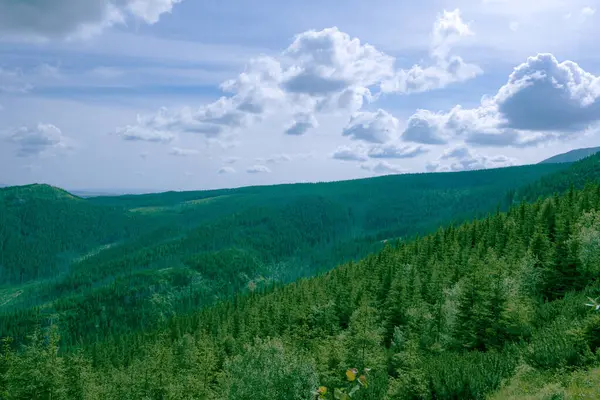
[1,182,600,399]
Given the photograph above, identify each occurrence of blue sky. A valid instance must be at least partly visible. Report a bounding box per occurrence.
[1,0,600,192]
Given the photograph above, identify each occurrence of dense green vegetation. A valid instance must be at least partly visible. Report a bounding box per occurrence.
[0,162,577,347]
[3,154,600,399]
[1,164,600,399]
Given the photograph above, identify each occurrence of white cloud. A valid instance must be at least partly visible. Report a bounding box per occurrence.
[281,27,395,95]
[402,53,600,147]
[284,113,319,136]
[367,143,429,159]
[169,147,199,156]
[581,6,596,17]
[218,166,236,174]
[426,145,515,172]
[6,123,69,157]
[331,144,369,161]
[0,0,182,40]
[431,9,474,58]
[381,9,481,94]
[342,109,400,144]
[360,160,406,175]
[246,165,271,174]
[116,11,480,145]
[509,21,520,32]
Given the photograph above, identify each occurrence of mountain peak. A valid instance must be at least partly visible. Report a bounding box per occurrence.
[0,183,81,200]
[539,147,600,164]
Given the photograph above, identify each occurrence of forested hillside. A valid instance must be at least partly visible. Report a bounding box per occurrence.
[539,147,600,164]
[1,168,600,399]
[0,161,582,348]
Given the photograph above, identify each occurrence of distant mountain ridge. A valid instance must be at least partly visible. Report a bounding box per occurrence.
[539,146,600,164]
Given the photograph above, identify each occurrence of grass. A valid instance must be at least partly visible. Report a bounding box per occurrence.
[489,365,600,400]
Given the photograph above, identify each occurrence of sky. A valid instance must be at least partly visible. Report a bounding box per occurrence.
[1,0,600,192]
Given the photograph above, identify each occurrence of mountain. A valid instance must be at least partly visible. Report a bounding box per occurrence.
[2,161,600,399]
[0,162,575,344]
[539,146,600,164]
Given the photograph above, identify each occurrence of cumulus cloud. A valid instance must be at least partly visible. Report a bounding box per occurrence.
[426,145,515,172]
[381,9,481,94]
[331,145,369,161]
[281,27,395,95]
[360,161,406,175]
[6,123,69,157]
[402,53,600,147]
[0,0,182,40]
[169,147,199,156]
[218,166,236,174]
[342,109,400,143]
[367,143,429,159]
[246,165,271,174]
[117,11,479,144]
[284,113,319,135]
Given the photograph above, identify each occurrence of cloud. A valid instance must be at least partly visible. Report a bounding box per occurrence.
[0,67,33,94]
[360,161,406,175]
[169,147,199,156]
[284,113,319,136]
[331,145,369,161]
[246,165,271,174]
[222,156,240,164]
[218,166,236,174]
[0,0,182,40]
[381,9,481,94]
[114,102,253,143]
[426,145,515,172]
[263,154,292,163]
[581,6,596,17]
[116,125,175,143]
[402,53,600,147]
[140,152,149,159]
[281,27,395,95]
[117,11,479,144]
[431,9,474,58]
[367,143,429,159]
[117,58,283,143]
[342,109,400,144]
[6,123,69,157]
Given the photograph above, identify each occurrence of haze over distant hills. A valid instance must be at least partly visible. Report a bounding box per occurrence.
[539,146,600,164]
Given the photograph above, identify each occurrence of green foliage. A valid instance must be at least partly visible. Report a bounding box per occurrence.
[526,317,596,370]
[3,156,600,398]
[223,337,319,400]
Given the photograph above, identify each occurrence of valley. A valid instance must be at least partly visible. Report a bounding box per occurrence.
[0,154,600,399]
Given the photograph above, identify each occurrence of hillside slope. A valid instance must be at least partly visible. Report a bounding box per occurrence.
[2,166,600,399]
[1,163,579,344]
[539,146,600,164]
[0,184,150,283]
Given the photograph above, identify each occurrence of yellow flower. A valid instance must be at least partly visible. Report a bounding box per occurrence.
[346,368,357,382]
[318,386,327,395]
